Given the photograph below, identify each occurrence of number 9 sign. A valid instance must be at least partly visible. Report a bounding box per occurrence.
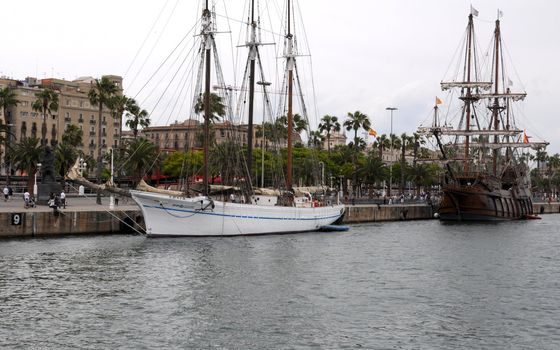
[11,213,23,225]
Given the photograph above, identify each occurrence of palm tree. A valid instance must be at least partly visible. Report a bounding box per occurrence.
[32,88,59,146]
[125,99,151,138]
[373,133,390,160]
[194,92,226,122]
[108,94,132,148]
[55,141,79,189]
[0,87,19,124]
[11,137,42,193]
[343,110,371,195]
[122,137,158,186]
[88,76,118,181]
[62,124,83,148]
[318,115,341,154]
[308,130,325,149]
[359,152,386,198]
[0,87,19,183]
[399,133,414,194]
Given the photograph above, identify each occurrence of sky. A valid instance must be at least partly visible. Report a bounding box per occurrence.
[2,0,559,154]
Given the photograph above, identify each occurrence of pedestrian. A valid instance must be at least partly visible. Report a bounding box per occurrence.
[23,190,30,209]
[3,186,8,201]
[60,190,66,209]
[7,186,13,201]
[48,192,58,214]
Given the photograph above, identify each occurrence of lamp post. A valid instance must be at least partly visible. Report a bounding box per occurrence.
[34,163,41,198]
[318,161,324,186]
[386,107,398,198]
[109,148,114,209]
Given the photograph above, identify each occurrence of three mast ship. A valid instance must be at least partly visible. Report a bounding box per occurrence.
[422,11,548,221]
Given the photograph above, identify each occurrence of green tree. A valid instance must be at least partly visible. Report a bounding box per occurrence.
[0,87,19,184]
[308,130,325,148]
[88,76,118,181]
[343,110,371,195]
[194,92,226,122]
[11,137,42,193]
[108,94,132,147]
[62,124,83,148]
[318,114,341,154]
[55,141,79,189]
[373,133,390,160]
[399,133,414,194]
[359,152,386,198]
[122,137,158,186]
[32,87,59,146]
[125,98,151,138]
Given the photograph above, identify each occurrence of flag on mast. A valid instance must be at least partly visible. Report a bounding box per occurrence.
[523,130,529,144]
[368,128,378,137]
[470,5,479,17]
[436,97,443,105]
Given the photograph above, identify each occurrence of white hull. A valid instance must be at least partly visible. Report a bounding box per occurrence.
[130,190,345,236]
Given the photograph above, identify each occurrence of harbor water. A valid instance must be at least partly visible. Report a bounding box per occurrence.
[1,216,559,349]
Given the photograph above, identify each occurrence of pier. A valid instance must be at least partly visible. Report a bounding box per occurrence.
[0,196,558,239]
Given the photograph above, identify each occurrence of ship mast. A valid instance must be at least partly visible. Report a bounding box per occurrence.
[246,0,257,185]
[202,0,212,196]
[491,18,501,176]
[286,0,294,191]
[463,13,475,173]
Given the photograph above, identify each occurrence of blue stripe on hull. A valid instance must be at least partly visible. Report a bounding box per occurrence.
[142,204,343,222]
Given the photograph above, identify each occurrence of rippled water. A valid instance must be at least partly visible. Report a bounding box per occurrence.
[1,215,560,349]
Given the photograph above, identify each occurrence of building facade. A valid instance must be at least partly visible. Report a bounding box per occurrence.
[142,119,302,152]
[0,75,123,167]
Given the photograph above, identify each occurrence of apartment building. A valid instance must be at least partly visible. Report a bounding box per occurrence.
[0,75,123,161]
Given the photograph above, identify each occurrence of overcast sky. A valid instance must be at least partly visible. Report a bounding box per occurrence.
[3,0,558,153]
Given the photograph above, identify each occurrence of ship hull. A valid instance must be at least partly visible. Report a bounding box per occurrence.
[130,190,346,236]
[438,183,533,222]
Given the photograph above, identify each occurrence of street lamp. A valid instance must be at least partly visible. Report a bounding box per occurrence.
[34,163,42,198]
[318,161,324,186]
[386,107,398,198]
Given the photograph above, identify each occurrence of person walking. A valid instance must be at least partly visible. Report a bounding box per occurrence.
[23,190,31,209]
[7,186,13,201]
[60,191,66,209]
[3,186,8,201]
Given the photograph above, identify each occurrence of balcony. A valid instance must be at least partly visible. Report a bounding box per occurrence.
[89,131,96,136]
[101,144,108,149]
[78,118,84,123]
[64,117,72,122]
[113,122,120,127]
[89,143,96,149]
[89,120,96,125]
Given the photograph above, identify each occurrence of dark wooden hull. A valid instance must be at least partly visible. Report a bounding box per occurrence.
[438,182,533,222]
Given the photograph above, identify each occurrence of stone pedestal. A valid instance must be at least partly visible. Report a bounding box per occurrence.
[38,182,62,205]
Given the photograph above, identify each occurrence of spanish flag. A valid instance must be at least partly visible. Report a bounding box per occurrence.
[368,128,378,137]
[436,97,443,105]
[523,130,529,144]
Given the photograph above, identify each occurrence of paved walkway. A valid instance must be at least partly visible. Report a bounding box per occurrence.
[0,195,140,213]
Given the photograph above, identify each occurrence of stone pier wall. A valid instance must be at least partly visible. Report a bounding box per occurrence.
[342,204,434,223]
[0,210,143,239]
[533,202,560,214]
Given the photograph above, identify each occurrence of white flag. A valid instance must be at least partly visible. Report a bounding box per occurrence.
[498,10,503,18]
[508,78,514,86]
[470,5,479,17]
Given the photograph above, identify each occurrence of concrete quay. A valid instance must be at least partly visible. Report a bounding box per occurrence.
[0,196,143,239]
[0,197,557,239]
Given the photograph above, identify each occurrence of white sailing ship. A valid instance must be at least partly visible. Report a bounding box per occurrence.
[130,0,345,236]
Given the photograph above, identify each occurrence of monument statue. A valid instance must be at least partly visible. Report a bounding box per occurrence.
[40,146,56,183]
